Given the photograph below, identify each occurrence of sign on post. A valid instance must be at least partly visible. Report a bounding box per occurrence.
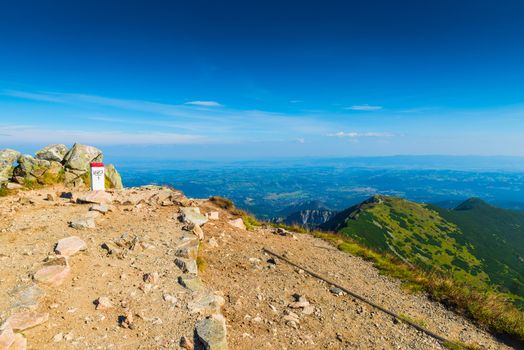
[90,162,105,191]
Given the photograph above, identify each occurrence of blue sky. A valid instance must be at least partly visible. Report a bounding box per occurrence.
[1,0,524,158]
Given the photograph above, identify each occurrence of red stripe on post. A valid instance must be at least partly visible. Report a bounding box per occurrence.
[90,162,105,167]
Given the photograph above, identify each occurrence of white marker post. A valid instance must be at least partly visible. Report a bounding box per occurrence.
[90,162,105,191]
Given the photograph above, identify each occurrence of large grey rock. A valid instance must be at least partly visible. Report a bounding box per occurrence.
[195,314,228,350]
[13,155,64,185]
[35,144,68,162]
[0,149,20,183]
[105,164,123,189]
[179,207,208,227]
[62,143,103,172]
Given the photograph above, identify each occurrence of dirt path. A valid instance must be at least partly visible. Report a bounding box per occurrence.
[198,201,511,350]
[0,187,513,349]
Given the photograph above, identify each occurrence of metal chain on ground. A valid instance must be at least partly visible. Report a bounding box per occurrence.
[262,247,462,349]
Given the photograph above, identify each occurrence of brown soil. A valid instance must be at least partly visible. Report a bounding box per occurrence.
[0,186,513,349]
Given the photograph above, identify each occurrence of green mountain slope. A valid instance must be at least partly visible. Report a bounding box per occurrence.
[431,198,524,298]
[321,196,524,299]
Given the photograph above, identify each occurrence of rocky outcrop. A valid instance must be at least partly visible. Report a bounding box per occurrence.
[0,149,20,184]
[35,144,69,162]
[12,155,63,185]
[0,143,123,190]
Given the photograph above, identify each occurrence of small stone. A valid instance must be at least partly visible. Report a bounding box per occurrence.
[179,207,208,226]
[188,292,225,314]
[46,193,55,201]
[89,204,109,214]
[143,272,159,284]
[175,241,199,259]
[330,286,344,296]
[52,333,63,342]
[180,336,194,350]
[9,333,27,350]
[60,192,73,199]
[34,265,71,286]
[288,301,308,308]
[178,275,205,292]
[95,296,113,310]
[10,284,46,310]
[162,293,177,304]
[6,183,23,190]
[6,311,49,331]
[195,314,228,350]
[267,257,278,265]
[208,238,218,248]
[119,310,134,329]
[175,258,198,275]
[207,211,219,220]
[55,236,87,256]
[69,217,95,229]
[77,191,113,205]
[228,218,246,230]
[192,225,204,240]
[0,323,15,350]
[44,255,69,266]
[302,305,315,315]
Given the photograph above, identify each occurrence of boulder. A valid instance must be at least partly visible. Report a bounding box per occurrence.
[35,144,68,162]
[62,143,103,172]
[195,314,228,350]
[105,164,123,189]
[0,149,20,183]
[12,155,63,185]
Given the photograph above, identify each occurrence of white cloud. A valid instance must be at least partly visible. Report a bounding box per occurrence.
[327,131,393,138]
[0,124,207,145]
[184,100,223,107]
[345,105,383,111]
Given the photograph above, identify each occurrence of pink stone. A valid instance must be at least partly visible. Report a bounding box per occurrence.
[8,334,27,350]
[0,323,15,350]
[7,312,49,331]
[54,236,87,256]
[228,218,246,230]
[208,211,219,220]
[77,191,113,205]
[34,265,71,286]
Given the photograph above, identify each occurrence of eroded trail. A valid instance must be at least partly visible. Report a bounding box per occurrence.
[0,187,512,350]
[197,200,509,350]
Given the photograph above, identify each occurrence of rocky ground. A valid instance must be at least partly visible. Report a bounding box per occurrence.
[0,186,514,349]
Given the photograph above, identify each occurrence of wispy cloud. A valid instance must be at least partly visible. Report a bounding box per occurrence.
[184,100,223,107]
[0,124,206,145]
[0,89,340,145]
[327,131,393,138]
[345,105,383,111]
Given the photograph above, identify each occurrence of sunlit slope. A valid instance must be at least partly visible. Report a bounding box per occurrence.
[321,196,489,287]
